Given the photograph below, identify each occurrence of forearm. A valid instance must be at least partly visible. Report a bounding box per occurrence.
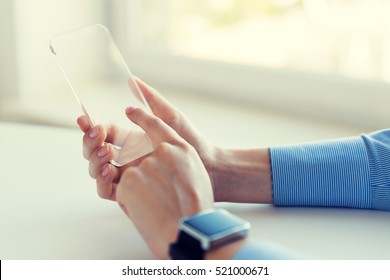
[211,147,273,203]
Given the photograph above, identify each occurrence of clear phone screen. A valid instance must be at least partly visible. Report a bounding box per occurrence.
[49,24,153,166]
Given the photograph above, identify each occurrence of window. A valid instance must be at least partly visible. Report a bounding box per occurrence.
[131,0,390,82]
[2,0,390,129]
[122,0,390,129]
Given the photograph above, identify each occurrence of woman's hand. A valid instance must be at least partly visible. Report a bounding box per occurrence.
[77,78,273,204]
[116,107,214,259]
[77,77,218,201]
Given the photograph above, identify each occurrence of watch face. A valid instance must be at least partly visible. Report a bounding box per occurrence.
[182,209,249,237]
[179,209,250,251]
[170,210,249,259]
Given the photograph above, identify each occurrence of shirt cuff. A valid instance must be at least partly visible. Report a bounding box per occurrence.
[232,241,302,260]
[361,130,390,211]
[269,137,371,208]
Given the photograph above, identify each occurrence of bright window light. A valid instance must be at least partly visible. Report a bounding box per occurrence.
[138,0,390,83]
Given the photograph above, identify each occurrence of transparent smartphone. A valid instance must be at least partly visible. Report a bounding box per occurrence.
[49,24,153,166]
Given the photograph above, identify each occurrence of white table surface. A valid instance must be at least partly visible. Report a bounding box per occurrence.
[1,122,390,259]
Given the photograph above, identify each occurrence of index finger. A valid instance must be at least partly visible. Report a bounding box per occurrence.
[125,106,181,145]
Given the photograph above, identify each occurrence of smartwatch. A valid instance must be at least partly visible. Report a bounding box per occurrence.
[169,208,250,260]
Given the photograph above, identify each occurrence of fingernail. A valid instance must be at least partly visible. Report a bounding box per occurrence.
[97,146,109,157]
[89,126,99,138]
[125,106,137,115]
[102,164,110,177]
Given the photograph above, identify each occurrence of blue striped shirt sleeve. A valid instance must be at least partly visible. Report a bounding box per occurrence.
[269,130,390,211]
[232,241,303,260]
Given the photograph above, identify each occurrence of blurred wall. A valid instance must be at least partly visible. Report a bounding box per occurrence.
[0,0,18,97]
[8,0,106,98]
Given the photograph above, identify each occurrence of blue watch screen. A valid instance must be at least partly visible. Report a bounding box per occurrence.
[183,210,244,236]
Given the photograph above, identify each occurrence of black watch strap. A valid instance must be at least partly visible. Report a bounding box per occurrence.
[169,231,204,260]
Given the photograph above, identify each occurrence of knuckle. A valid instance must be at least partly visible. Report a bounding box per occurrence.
[121,167,139,182]
[139,156,155,169]
[164,110,182,128]
[88,153,107,179]
[118,168,144,197]
[154,142,172,155]
[82,135,90,160]
[147,116,163,128]
[96,180,109,199]
[88,162,97,179]
[154,141,194,158]
[178,140,192,151]
[173,139,193,153]
[96,188,107,199]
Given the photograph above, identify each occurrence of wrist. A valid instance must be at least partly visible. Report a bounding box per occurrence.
[211,147,273,203]
[169,209,250,260]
